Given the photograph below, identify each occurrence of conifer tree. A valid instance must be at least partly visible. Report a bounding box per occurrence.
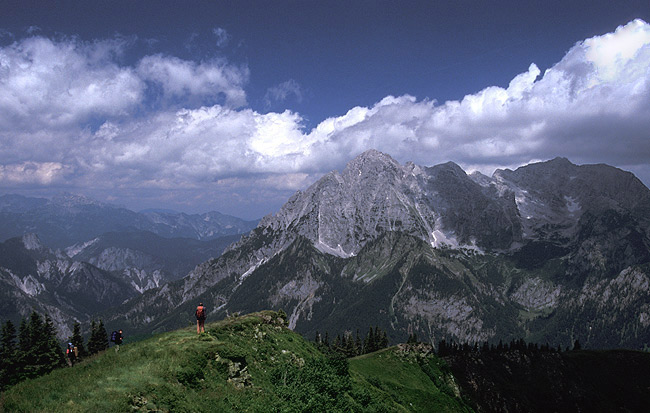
[87,320,100,355]
[364,327,376,353]
[88,319,110,354]
[12,312,64,383]
[18,311,45,379]
[70,321,86,358]
[1,320,18,390]
[373,326,381,350]
[379,330,389,349]
[355,329,362,356]
[333,334,342,351]
[39,315,64,372]
[344,332,357,357]
[96,320,109,351]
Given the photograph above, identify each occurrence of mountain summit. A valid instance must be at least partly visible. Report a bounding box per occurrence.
[108,151,650,349]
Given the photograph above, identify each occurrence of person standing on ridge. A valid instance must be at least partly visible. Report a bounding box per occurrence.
[196,302,206,334]
[114,329,123,352]
[66,342,76,366]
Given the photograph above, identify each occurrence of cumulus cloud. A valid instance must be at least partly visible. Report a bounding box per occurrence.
[301,19,650,174]
[0,35,248,134]
[1,20,649,218]
[0,36,144,131]
[137,54,248,107]
[0,162,70,185]
[264,79,304,108]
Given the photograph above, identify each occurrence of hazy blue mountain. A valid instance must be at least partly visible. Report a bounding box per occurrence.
[65,231,241,293]
[0,193,258,248]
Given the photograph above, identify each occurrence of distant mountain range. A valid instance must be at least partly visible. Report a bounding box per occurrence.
[105,150,650,350]
[0,193,258,248]
[0,231,241,338]
[0,193,257,337]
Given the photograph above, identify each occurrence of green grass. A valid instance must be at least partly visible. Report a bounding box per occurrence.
[349,347,472,412]
[1,311,471,412]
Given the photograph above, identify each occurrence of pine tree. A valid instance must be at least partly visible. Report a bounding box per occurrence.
[87,320,97,355]
[16,317,29,378]
[70,321,86,358]
[333,334,342,352]
[88,319,110,355]
[355,329,362,356]
[344,332,357,357]
[18,311,45,379]
[96,320,109,352]
[12,312,64,383]
[364,327,375,354]
[379,330,389,349]
[373,326,381,351]
[1,320,18,390]
[40,315,64,372]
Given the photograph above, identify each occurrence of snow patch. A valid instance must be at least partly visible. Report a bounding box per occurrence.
[65,237,99,258]
[430,218,460,249]
[314,241,354,258]
[232,259,267,291]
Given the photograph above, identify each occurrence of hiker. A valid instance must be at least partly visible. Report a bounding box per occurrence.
[111,329,123,352]
[66,342,76,366]
[196,302,206,334]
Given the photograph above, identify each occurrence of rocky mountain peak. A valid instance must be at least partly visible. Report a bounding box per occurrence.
[50,192,110,208]
[342,150,404,181]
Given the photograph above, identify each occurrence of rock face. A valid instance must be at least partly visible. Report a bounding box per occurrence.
[65,231,240,293]
[0,234,140,338]
[256,149,522,256]
[108,151,650,349]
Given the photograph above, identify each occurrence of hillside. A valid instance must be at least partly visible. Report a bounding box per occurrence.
[0,311,469,412]
[3,311,650,412]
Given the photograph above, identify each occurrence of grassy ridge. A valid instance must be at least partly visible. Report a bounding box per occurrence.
[1,311,469,412]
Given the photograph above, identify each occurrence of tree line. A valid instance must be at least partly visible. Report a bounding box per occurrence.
[436,337,582,357]
[314,326,390,358]
[0,311,111,391]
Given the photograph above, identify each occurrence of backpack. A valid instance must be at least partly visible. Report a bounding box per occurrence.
[110,330,118,343]
[196,306,206,320]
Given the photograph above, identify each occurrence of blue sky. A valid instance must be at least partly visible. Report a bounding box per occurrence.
[1,1,649,219]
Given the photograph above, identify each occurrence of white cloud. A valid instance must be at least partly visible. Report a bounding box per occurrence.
[265,79,304,108]
[298,19,650,173]
[1,20,649,218]
[137,54,248,107]
[0,36,144,131]
[0,162,70,185]
[0,35,249,134]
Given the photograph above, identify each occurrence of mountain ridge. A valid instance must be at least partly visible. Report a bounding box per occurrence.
[103,151,650,350]
[0,193,258,248]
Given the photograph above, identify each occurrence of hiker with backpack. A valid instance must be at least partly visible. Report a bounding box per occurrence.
[196,302,206,334]
[111,329,123,352]
[66,342,77,366]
